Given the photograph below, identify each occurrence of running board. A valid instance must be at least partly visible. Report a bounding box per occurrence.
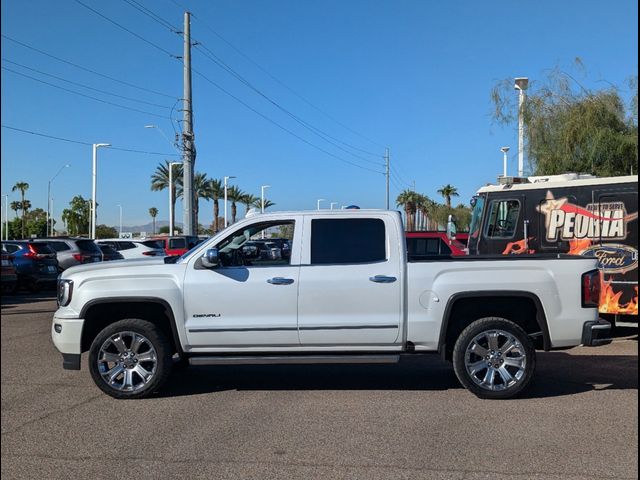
[189,354,400,366]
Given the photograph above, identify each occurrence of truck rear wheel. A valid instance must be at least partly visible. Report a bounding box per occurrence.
[88,319,173,399]
[452,317,535,399]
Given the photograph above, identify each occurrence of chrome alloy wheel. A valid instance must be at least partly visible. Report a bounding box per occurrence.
[97,331,158,392]
[464,329,527,392]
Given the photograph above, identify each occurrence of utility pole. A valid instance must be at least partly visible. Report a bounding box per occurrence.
[384,148,390,210]
[182,11,196,236]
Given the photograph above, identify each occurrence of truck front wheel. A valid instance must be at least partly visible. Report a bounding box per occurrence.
[88,319,173,399]
[452,317,536,400]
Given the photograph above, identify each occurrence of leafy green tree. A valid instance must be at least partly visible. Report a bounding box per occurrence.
[11,181,29,238]
[95,224,118,239]
[151,161,183,231]
[24,208,48,238]
[491,66,638,176]
[62,195,91,236]
[149,207,159,234]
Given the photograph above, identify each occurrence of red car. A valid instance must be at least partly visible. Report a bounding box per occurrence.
[148,235,200,256]
[405,231,467,258]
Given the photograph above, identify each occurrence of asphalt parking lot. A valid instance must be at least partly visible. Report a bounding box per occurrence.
[1,293,638,480]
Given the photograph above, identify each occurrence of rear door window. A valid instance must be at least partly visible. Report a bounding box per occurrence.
[76,240,101,254]
[169,238,187,249]
[116,241,136,250]
[141,240,164,249]
[47,241,70,252]
[31,243,55,254]
[311,218,386,265]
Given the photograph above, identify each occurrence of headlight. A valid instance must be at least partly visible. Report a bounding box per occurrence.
[57,279,74,307]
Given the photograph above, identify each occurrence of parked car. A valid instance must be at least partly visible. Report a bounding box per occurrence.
[148,236,200,256]
[1,241,59,292]
[1,249,18,293]
[98,244,125,261]
[97,239,166,259]
[241,240,282,261]
[405,231,467,259]
[36,237,102,270]
[268,238,292,259]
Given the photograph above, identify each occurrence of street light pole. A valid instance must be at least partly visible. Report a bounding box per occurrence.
[47,163,70,236]
[224,176,236,228]
[330,202,338,210]
[261,185,271,213]
[2,194,8,241]
[514,77,529,178]
[117,204,123,237]
[317,199,325,210]
[500,147,510,178]
[91,143,111,238]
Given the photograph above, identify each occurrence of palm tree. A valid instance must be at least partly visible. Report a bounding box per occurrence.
[149,207,158,234]
[193,173,211,232]
[151,161,183,231]
[396,189,422,231]
[12,181,29,238]
[207,178,223,233]
[9,201,20,217]
[252,198,275,211]
[241,193,259,215]
[227,186,244,224]
[416,194,436,231]
[437,184,459,208]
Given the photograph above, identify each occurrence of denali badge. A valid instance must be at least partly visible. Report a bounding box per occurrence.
[193,313,222,318]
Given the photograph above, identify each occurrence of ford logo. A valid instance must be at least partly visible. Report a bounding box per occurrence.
[580,244,638,274]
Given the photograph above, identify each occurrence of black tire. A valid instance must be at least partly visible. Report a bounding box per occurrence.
[88,318,173,399]
[452,317,536,400]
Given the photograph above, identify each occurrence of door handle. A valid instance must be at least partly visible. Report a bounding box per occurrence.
[369,275,397,283]
[267,277,295,285]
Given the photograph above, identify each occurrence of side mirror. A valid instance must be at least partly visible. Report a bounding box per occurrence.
[201,248,219,268]
[446,214,457,241]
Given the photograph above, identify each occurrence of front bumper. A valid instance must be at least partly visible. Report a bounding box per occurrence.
[52,315,84,369]
[581,319,613,347]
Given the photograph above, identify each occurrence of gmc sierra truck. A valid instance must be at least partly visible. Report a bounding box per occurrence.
[51,210,611,399]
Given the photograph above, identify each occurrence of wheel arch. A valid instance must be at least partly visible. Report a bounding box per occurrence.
[80,297,183,356]
[437,291,551,359]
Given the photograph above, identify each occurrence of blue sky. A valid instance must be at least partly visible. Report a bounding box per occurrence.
[1,0,638,228]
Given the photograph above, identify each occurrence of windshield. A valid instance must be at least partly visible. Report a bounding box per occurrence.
[468,195,484,253]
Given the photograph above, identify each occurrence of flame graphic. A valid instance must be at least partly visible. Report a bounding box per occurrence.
[568,238,592,255]
[502,238,536,255]
[599,282,639,315]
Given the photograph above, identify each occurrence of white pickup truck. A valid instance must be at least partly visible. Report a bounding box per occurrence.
[52,210,611,399]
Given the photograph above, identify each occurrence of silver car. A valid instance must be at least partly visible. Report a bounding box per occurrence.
[35,237,102,270]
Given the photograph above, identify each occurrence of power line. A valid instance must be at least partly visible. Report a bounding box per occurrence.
[2,59,170,109]
[2,66,170,119]
[1,34,176,99]
[187,12,387,150]
[1,125,179,156]
[194,44,384,166]
[73,0,178,59]
[192,68,384,174]
[390,165,412,187]
[121,0,180,33]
